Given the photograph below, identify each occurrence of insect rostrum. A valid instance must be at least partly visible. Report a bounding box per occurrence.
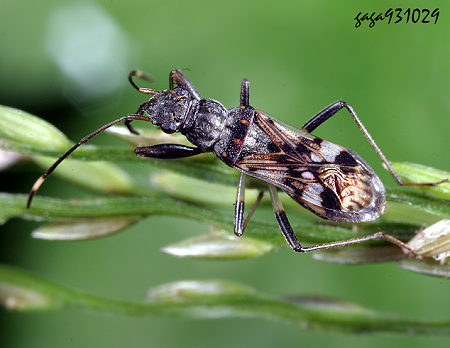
[27,69,446,257]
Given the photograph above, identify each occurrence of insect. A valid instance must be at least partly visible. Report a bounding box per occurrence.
[27,69,446,257]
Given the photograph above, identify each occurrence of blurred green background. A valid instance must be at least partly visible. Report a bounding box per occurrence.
[1,0,449,347]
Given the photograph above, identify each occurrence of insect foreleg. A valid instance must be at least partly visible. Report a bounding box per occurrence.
[128,70,159,95]
[125,120,139,135]
[234,173,264,236]
[135,144,203,159]
[126,70,159,135]
[169,69,202,100]
[303,101,447,187]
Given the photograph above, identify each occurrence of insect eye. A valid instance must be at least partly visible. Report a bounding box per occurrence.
[161,121,177,134]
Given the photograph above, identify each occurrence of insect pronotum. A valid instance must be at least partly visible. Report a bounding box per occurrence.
[27,69,447,258]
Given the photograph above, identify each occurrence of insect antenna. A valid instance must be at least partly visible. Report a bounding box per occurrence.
[26,114,151,209]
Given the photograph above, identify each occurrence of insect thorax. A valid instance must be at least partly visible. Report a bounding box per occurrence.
[181,98,229,150]
[212,106,256,165]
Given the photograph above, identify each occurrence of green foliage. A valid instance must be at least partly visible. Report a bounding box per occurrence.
[1,264,449,335]
[1,1,450,346]
[0,106,449,334]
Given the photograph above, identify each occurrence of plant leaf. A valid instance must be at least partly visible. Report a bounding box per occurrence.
[32,216,141,240]
[0,105,71,152]
[391,162,450,200]
[1,264,449,335]
[406,219,450,262]
[384,187,450,225]
[396,259,450,278]
[105,125,191,147]
[161,227,274,259]
[32,155,136,194]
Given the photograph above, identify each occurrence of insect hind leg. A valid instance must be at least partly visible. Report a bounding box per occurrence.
[302,101,448,187]
[301,101,345,133]
[267,185,421,258]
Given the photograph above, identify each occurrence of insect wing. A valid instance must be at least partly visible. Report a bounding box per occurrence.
[234,111,385,222]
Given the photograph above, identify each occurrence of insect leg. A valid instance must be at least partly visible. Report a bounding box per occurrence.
[267,184,305,251]
[240,79,250,107]
[234,173,264,236]
[301,101,346,133]
[234,173,246,236]
[267,185,421,258]
[303,101,447,187]
[302,232,421,259]
[128,70,160,95]
[169,69,202,100]
[125,120,140,135]
[127,70,160,135]
[135,144,203,159]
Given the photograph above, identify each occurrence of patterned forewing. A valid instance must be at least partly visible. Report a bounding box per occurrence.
[234,111,385,222]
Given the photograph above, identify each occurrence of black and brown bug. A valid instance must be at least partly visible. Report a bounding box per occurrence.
[27,69,446,257]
